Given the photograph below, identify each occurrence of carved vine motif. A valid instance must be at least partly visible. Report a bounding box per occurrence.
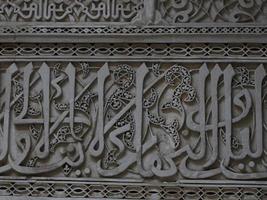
[0,0,266,23]
[0,62,266,181]
[162,0,267,23]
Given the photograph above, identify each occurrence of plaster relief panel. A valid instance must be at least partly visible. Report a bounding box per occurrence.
[0,1,266,199]
[0,61,266,182]
[0,0,143,23]
[0,0,266,24]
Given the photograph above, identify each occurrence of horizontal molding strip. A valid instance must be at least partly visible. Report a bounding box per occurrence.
[0,25,266,43]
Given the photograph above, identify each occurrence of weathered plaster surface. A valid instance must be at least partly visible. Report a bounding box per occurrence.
[0,0,266,199]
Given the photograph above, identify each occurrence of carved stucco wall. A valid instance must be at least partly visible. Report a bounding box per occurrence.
[0,0,267,199]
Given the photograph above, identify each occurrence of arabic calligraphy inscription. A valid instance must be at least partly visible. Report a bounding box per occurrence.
[0,62,265,181]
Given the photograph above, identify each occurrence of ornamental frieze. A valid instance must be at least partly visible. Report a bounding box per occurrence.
[0,0,266,23]
[0,61,265,182]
